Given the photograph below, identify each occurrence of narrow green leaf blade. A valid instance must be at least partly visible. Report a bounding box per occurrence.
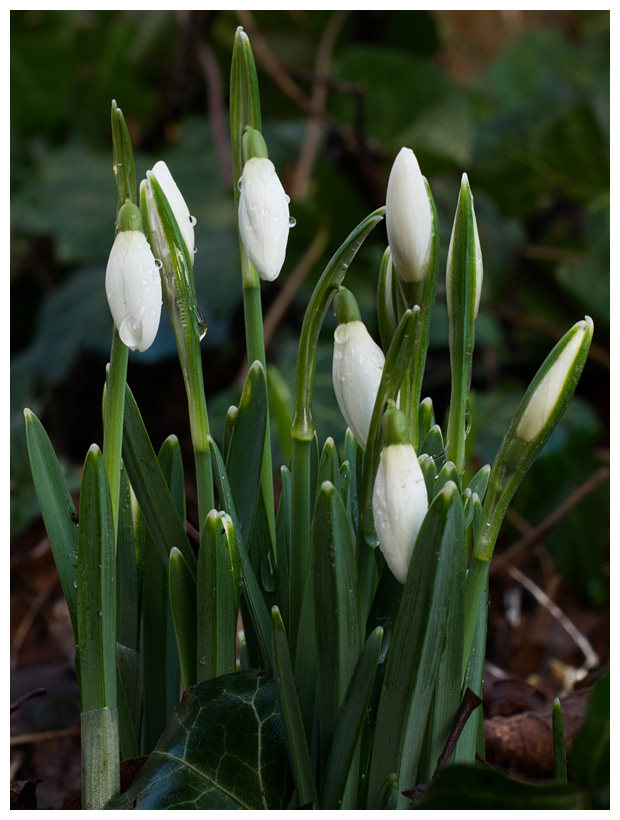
[197,511,240,681]
[169,547,198,691]
[77,445,117,712]
[320,626,384,809]
[225,361,267,546]
[209,436,272,669]
[24,409,79,633]
[367,482,465,808]
[122,385,196,579]
[271,607,318,809]
[313,481,363,774]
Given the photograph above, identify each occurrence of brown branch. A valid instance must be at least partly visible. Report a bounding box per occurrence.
[263,223,331,352]
[491,465,609,576]
[291,11,350,202]
[196,38,233,187]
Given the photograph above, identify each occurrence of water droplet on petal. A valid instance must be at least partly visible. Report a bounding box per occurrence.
[288,216,296,228]
[154,258,163,269]
[189,215,197,226]
[237,178,243,192]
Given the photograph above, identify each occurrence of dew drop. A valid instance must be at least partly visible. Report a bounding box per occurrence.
[288,216,297,228]
[284,195,291,204]
[189,215,197,226]
[193,247,198,255]
[237,178,243,192]
[154,258,163,269]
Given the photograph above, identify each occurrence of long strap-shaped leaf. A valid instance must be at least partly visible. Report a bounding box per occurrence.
[122,385,196,579]
[209,435,272,670]
[320,626,384,809]
[271,606,318,809]
[366,482,465,809]
[313,481,363,788]
[197,510,241,681]
[24,409,79,633]
[225,360,267,554]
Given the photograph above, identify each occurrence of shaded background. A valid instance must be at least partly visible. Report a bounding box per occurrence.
[11,9,609,808]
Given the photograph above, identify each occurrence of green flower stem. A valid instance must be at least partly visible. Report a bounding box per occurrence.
[102,330,128,534]
[142,176,214,530]
[103,101,136,535]
[289,208,385,652]
[397,180,440,449]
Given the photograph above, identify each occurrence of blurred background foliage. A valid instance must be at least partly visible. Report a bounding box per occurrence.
[11,10,609,608]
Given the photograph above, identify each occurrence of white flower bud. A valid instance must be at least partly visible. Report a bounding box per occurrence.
[105,230,162,352]
[150,160,195,265]
[516,317,593,443]
[373,443,428,583]
[238,157,290,282]
[333,320,385,450]
[386,147,433,283]
[446,174,483,319]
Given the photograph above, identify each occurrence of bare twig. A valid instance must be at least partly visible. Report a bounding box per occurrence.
[263,223,331,351]
[196,37,233,186]
[10,689,47,713]
[11,573,59,667]
[10,726,81,746]
[507,565,599,692]
[491,466,609,576]
[291,11,350,201]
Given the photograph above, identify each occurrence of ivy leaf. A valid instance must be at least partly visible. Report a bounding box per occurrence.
[107,670,292,809]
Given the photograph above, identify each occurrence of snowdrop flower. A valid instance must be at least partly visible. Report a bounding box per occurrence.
[373,405,428,584]
[149,160,195,265]
[238,156,291,282]
[332,288,385,450]
[105,202,162,352]
[516,317,594,443]
[386,147,433,283]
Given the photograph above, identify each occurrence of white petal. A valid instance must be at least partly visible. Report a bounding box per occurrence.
[105,231,162,352]
[386,148,433,283]
[373,444,428,583]
[332,321,385,449]
[238,157,290,281]
[150,160,195,265]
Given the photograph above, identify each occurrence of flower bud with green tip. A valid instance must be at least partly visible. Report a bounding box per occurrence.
[238,155,291,282]
[475,316,594,563]
[386,147,433,284]
[372,403,428,583]
[149,161,195,265]
[332,287,385,450]
[105,201,162,352]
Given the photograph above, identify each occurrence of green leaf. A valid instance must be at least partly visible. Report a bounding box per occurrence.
[419,423,444,461]
[169,547,197,691]
[320,626,384,809]
[225,361,268,547]
[569,669,609,808]
[271,607,318,808]
[24,409,79,634]
[312,481,363,781]
[196,511,241,681]
[106,670,293,810]
[77,445,117,712]
[367,482,465,809]
[122,385,196,579]
[208,436,272,670]
[409,764,583,810]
